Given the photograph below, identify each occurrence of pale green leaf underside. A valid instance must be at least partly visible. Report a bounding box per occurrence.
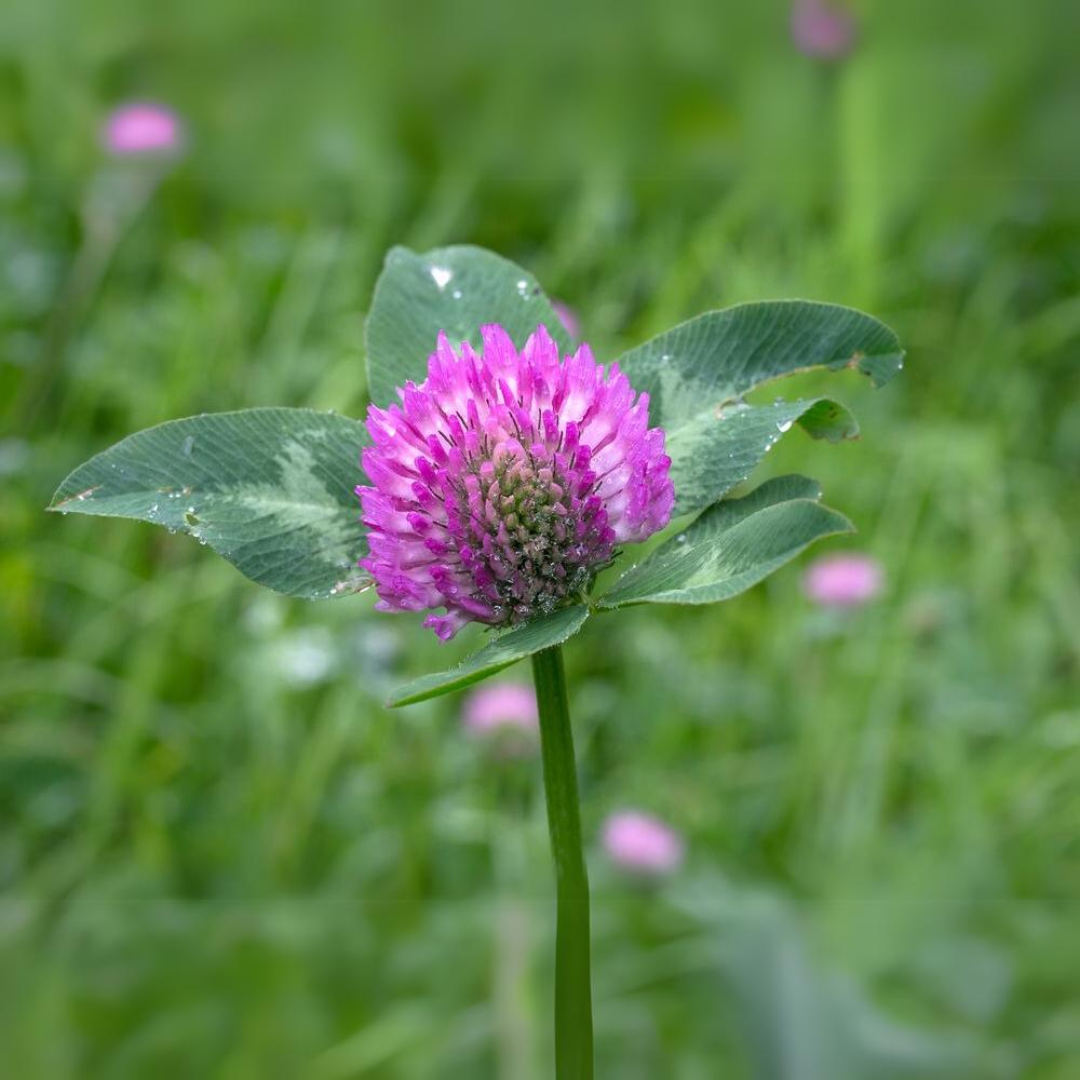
[619,301,901,513]
[598,475,852,608]
[365,245,574,409]
[388,605,589,707]
[667,397,858,515]
[49,408,370,600]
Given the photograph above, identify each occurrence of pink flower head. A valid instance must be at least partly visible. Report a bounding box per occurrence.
[602,811,684,876]
[791,0,858,61]
[552,300,580,341]
[463,682,538,736]
[102,103,184,156]
[803,553,883,608]
[358,324,674,640]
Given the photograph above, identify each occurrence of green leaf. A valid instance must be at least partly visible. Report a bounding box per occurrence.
[388,605,589,707]
[620,300,904,424]
[49,408,370,600]
[618,301,901,513]
[365,245,573,408]
[598,475,852,608]
[666,398,859,516]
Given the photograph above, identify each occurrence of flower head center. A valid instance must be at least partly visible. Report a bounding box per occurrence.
[441,435,614,624]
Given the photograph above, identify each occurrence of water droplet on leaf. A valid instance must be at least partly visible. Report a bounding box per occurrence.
[429,265,453,290]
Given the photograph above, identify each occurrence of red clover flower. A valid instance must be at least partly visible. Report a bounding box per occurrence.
[102,103,185,157]
[358,324,674,640]
[803,552,883,608]
[790,0,858,61]
[602,811,684,876]
[463,682,538,736]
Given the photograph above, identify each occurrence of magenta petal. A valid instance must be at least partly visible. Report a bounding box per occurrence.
[358,323,673,639]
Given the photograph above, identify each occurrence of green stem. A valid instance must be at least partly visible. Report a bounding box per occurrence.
[531,644,593,1080]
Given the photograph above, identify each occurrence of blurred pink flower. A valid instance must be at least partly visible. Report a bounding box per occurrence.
[602,811,684,875]
[463,682,538,736]
[552,300,580,341]
[791,0,858,61]
[803,553,883,608]
[103,103,184,156]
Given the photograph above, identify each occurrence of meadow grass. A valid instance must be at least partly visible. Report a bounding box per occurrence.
[2,1,1079,1076]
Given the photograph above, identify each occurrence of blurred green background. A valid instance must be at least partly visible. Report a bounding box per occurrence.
[2,0,1079,1076]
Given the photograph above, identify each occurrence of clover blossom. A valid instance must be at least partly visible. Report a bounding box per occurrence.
[790,0,858,61]
[463,682,538,736]
[602,811,684,876]
[102,103,184,157]
[803,552,883,607]
[358,324,674,640]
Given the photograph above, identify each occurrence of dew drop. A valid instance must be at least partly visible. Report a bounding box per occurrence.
[182,435,195,458]
[676,533,687,544]
[429,265,453,290]
[776,419,794,433]
[451,289,463,300]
